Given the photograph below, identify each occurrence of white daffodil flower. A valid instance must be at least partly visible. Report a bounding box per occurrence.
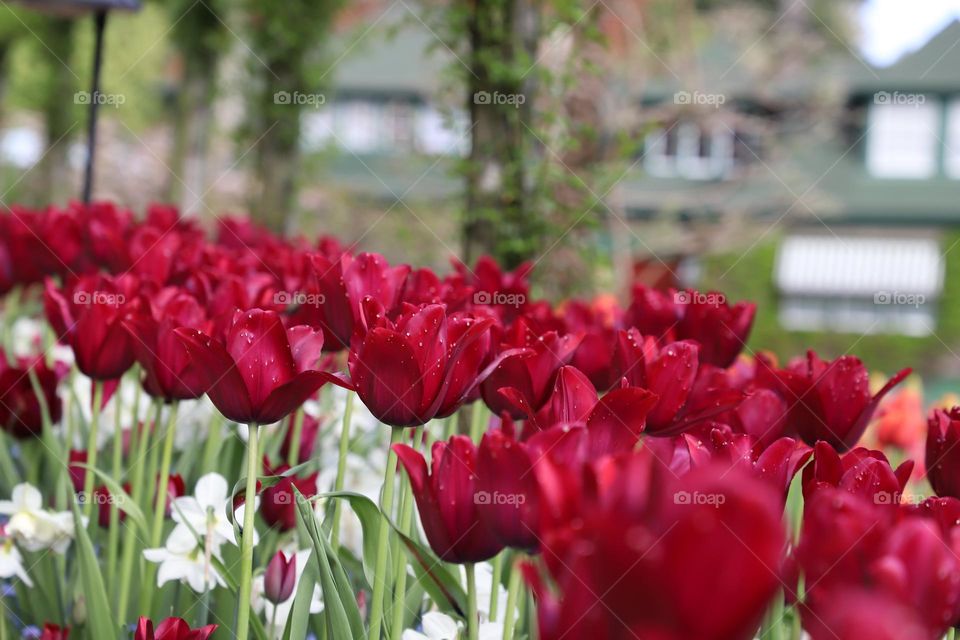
[251,549,323,638]
[0,484,74,554]
[171,472,258,547]
[0,530,32,587]
[143,523,225,593]
[401,612,503,640]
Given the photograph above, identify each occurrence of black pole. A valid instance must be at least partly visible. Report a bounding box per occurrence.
[82,10,107,204]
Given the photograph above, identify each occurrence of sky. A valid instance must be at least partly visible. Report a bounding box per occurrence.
[860,0,960,65]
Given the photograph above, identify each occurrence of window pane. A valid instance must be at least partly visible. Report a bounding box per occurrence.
[866,98,939,178]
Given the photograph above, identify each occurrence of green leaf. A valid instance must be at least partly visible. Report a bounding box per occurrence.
[281,555,318,640]
[316,490,391,590]
[73,463,149,539]
[294,487,365,639]
[70,501,116,639]
[393,527,466,617]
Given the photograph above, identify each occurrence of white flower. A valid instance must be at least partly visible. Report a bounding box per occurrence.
[0,534,32,587]
[251,549,323,638]
[402,612,460,640]
[460,563,510,624]
[0,484,74,554]
[315,451,384,556]
[143,523,225,593]
[171,472,257,547]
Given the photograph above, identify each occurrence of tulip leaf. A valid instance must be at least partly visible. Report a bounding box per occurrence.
[392,525,467,618]
[72,463,149,539]
[316,490,392,589]
[70,501,116,640]
[281,558,318,640]
[294,487,365,639]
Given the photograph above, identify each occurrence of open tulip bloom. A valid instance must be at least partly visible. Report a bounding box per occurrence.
[1,202,953,640]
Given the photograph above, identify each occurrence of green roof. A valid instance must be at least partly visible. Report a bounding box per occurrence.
[851,20,960,94]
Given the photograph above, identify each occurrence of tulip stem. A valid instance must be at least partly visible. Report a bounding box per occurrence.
[389,425,423,640]
[106,380,124,598]
[466,563,479,640]
[83,380,104,518]
[141,401,179,616]
[489,554,502,622]
[368,427,403,640]
[331,391,354,551]
[287,407,306,466]
[469,402,486,442]
[502,556,521,640]
[237,423,260,640]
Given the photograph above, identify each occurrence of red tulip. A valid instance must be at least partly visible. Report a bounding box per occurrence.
[175,309,335,425]
[279,413,321,464]
[476,429,540,551]
[480,317,582,419]
[803,441,913,506]
[93,483,130,528]
[774,350,910,451]
[675,289,755,367]
[160,473,186,516]
[529,451,786,640]
[0,354,62,439]
[345,301,513,427]
[39,624,69,640]
[624,284,680,340]
[394,435,504,563]
[297,252,409,351]
[613,329,741,436]
[134,617,217,640]
[43,273,141,380]
[264,551,297,604]
[123,288,211,401]
[925,407,960,499]
[261,458,318,531]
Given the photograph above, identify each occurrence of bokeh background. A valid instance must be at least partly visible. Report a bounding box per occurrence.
[2,0,959,390]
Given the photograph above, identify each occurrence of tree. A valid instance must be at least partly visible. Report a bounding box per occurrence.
[242,0,345,232]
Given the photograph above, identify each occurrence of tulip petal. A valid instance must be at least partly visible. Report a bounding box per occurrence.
[175,327,253,424]
[226,309,298,410]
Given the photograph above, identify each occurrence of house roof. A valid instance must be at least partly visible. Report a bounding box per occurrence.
[850,20,960,95]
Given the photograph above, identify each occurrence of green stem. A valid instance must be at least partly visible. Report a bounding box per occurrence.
[106,383,124,598]
[368,427,403,640]
[141,401,179,616]
[199,412,223,480]
[502,556,521,640]
[389,426,422,640]
[468,401,485,442]
[286,407,306,466]
[236,424,260,640]
[118,398,161,625]
[331,391,354,551]
[83,381,104,518]
[466,563,479,640]
[488,554,502,622]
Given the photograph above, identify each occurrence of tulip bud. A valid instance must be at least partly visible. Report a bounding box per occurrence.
[39,624,69,640]
[264,551,297,604]
[926,407,960,499]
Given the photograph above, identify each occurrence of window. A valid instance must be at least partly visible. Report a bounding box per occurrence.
[644,122,735,180]
[866,97,939,178]
[335,100,383,154]
[945,99,960,178]
[417,106,469,156]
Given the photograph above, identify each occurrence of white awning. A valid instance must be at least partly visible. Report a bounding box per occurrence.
[775,235,944,298]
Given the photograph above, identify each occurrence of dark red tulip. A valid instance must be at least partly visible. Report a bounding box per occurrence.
[394,435,504,563]
[160,473,186,516]
[68,450,87,493]
[279,413,321,464]
[476,429,540,551]
[501,365,657,448]
[802,441,914,506]
[529,451,786,640]
[39,624,69,640]
[345,301,513,427]
[134,616,217,640]
[264,551,297,604]
[480,317,582,419]
[926,407,960,499]
[123,288,211,401]
[94,483,130,528]
[774,350,910,451]
[261,458,318,531]
[43,273,141,380]
[454,255,532,323]
[624,284,680,340]
[175,309,336,425]
[0,354,62,439]
[297,252,409,351]
[614,329,741,436]
[675,289,755,367]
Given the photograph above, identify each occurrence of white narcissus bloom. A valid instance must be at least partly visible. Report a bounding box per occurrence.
[401,612,504,640]
[171,472,258,547]
[251,548,324,638]
[0,484,74,553]
[143,523,225,593]
[0,531,32,587]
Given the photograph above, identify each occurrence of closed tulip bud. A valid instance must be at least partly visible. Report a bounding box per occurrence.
[926,407,960,499]
[264,551,297,605]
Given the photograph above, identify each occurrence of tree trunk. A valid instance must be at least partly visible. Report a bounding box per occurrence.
[251,62,300,233]
[463,0,541,269]
[36,18,76,204]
